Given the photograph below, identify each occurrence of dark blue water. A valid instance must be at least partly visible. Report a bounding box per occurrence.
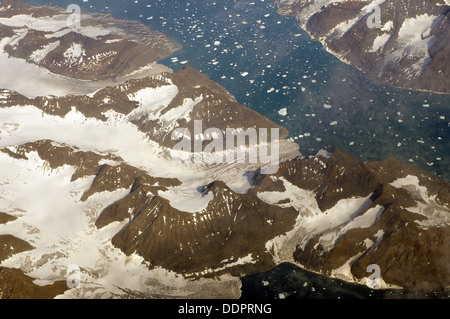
[23,0,450,298]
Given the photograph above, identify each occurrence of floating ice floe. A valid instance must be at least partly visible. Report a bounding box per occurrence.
[278,108,287,116]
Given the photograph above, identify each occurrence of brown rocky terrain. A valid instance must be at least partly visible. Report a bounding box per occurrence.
[0,212,16,225]
[0,0,448,299]
[4,140,445,292]
[0,267,68,299]
[0,235,33,264]
[106,145,450,291]
[0,0,181,81]
[278,147,450,291]
[274,0,450,94]
[0,65,290,150]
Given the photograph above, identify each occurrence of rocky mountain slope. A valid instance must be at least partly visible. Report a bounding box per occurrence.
[0,0,448,299]
[274,0,450,94]
[0,0,180,97]
[0,0,180,80]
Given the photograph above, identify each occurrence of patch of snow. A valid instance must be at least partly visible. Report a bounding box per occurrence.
[369,33,391,52]
[316,149,332,158]
[63,43,86,66]
[317,205,385,252]
[160,96,203,123]
[29,41,61,64]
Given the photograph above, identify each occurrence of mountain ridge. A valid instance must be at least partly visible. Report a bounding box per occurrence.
[274,0,450,94]
[0,0,448,298]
